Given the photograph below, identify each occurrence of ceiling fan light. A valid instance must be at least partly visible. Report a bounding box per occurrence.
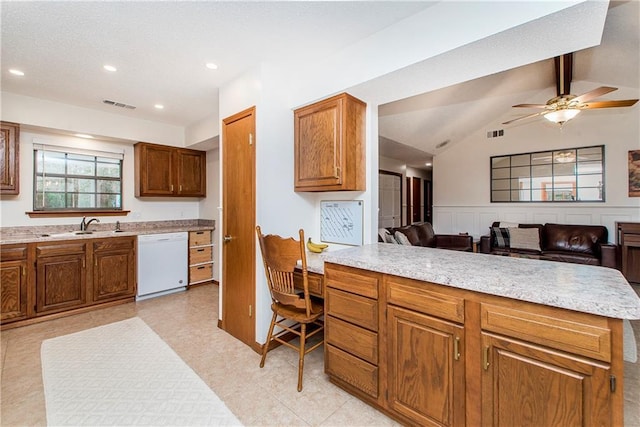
[544,108,580,124]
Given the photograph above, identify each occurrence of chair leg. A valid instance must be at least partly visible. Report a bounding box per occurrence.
[297,323,307,392]
[260,312,278,368]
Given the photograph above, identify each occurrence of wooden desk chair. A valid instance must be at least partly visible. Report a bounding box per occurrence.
[256,226,324,392]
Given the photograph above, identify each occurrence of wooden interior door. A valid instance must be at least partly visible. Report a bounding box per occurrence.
[378,171,402,228]
[222,107,256,347]
[412,177,421,223]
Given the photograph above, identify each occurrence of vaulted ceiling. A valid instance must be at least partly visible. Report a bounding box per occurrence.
[378,0,639,169]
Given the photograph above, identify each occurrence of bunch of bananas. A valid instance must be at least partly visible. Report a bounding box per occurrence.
[306,238,328,253]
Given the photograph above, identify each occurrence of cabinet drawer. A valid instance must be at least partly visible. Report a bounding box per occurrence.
[327,315,378,365]
[190,230,211,246]
[481,303,612,362]
[623,233,640,247]
[387,277,464,323]
[1,245,27,261]
[94,237,135,252]
[326,287,378,331]
[326,344,378,398]
[293,270,324,298]
[36,242,87,257]
[325,263,378,298]
[190,263,213,283]
[190,246,212,264]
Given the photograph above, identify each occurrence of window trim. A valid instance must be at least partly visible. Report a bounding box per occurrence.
[490,145,605,203]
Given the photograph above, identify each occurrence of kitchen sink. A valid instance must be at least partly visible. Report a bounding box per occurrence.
[40,231,94,238]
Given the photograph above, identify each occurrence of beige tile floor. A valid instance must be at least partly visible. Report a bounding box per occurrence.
[1,283,639,426]
[1,284,399,426]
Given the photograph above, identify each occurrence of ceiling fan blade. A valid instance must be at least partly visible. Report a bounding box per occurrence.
[502,111,546,125]
[582,99,639,109]
[573,86,618,103]
[512,103,548,109]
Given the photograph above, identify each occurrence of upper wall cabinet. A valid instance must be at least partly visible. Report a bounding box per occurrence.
[294,93,366,192]
[0,121,20,195]
[134,142,206,197]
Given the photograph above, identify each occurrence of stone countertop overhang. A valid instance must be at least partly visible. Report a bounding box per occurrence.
[319,243,640,320]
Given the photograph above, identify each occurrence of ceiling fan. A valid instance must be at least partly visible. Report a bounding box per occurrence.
[503,53,639,125]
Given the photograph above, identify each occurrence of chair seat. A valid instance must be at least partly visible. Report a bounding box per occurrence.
[272,299,324,323]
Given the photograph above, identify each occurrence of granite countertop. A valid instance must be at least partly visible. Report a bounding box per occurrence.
[321,243,640,320]
[0,220,215,245]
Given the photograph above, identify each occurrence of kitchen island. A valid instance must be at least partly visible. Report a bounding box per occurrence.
[321,243,640,427]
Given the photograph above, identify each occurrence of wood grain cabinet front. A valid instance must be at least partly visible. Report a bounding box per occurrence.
[617,221,640,284]
[188,230,214,286]
[324,263,622,427]
[294,93,366,192]
[0,121,20,195]
[0,244,28,322]
[92,237,136,302]
[324,264,381,401]
[134,142,206,197]
[35,242,88,314]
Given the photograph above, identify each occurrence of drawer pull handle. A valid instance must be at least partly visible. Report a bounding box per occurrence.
[454,336,461,361]
[196,231,204,235]
[483,345,490,370]
[197,266,205,270]
[197,249,205,252]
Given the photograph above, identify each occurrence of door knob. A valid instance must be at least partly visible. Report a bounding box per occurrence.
[223,235,233,243]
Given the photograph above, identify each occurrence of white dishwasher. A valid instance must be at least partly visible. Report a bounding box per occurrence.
[137,232,188,300]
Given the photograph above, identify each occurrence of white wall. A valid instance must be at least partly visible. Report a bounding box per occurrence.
[432,104,640,241]
[1,92,185,147]
[0,129,212,228]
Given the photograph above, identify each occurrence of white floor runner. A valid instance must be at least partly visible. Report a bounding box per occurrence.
[41,317,242,426]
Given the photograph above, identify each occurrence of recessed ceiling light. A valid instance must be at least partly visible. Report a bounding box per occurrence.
[103,65,117,72]
[425,162,432,167]
[154,104,164,109]
[75,133,94,139]
[206,63,218,70]
[9,69,24,76]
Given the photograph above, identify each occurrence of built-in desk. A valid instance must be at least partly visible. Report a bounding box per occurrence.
[294,252,325,298]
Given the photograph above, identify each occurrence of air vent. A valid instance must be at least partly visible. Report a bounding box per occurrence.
[436,139,450,149]
[103,99,136,110]
[487,129,504,138]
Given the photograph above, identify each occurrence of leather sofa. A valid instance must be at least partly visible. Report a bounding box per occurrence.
[479,222,617,268]
[380,222,474,252]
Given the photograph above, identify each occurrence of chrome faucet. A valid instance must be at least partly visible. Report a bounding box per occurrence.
[80,217,100,231]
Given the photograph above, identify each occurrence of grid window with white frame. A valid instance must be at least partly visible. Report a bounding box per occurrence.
[33,145,123,211]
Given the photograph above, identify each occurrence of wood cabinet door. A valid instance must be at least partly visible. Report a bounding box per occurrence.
[93,238,136,301]
[176,149,206,196]
[481,333,612,427]
[36,253,86,313]
[135,143,174,196]
[0,259,28,321]
[387,306,465,427]
[294,96,343,189]
[0,121,19,194]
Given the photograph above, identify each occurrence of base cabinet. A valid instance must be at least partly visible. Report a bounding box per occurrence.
[1,236,137,328]
[387,306,465,427]
[0,245,28,322]
[481,333,612,427]
[323,263,623,427]
[93,237,136,301]
[36,242,87,314]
